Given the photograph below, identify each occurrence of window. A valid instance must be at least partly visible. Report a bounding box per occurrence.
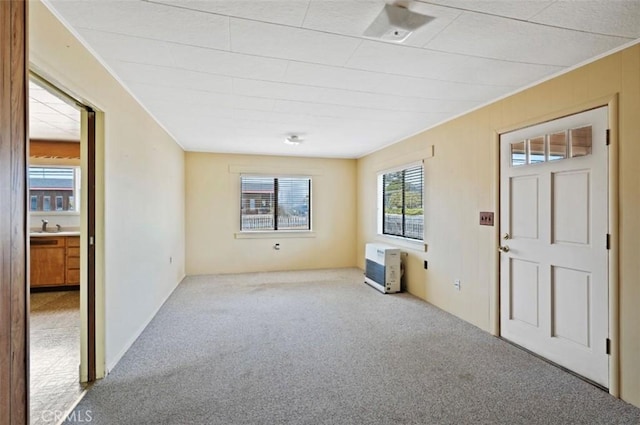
[510,126,593,167]
[241,176,311,231]
[380,164,423,240]
[28,166,80,213]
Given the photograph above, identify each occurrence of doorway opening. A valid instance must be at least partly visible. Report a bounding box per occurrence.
[28,73,97,424]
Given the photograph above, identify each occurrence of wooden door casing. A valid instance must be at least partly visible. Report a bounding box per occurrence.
[0,1,29,424]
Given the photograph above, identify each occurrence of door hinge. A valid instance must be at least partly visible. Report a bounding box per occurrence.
[606,338,611,355]
[606,129,610,146]
[89,236,94,246]
[606,234,611,250]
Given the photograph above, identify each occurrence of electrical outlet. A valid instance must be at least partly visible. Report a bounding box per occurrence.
[454,279,461,291]
[423,260,428,269]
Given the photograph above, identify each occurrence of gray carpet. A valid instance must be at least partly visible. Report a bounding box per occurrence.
[65,268,640,424]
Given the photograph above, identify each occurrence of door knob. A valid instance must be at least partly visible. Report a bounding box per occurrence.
[498,245,510,253]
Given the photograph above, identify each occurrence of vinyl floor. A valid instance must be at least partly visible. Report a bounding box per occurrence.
[30,290,85,425]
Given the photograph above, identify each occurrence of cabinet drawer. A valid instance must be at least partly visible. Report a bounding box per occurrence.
[67,247,80,257]
[66,269,80,285]
[67,257,80,269]
[31,237,65,246]
[66,236,80,247]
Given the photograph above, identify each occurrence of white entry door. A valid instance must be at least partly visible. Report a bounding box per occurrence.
[499,107,609,387]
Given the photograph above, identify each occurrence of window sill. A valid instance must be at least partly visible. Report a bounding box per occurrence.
[235,231,316,239]
[376,234,427,252]
[30,211,80,216]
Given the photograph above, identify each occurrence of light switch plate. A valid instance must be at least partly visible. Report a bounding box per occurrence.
[479,212,494,226]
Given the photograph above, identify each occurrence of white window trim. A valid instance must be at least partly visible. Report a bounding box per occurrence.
[235,231,316,239]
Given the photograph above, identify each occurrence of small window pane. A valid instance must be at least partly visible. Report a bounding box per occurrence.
[30,196,38,211]
[277,178,310,230]
[43,196,51,211]
[55,196,63,211]
[403,166,423,240]
[68,196,75,211]
[528,136,546,164]
[570,126,592,158]
[241,177,274,230]
[511,141,526,167]
[383,171,404,237]
[549,131,567,161]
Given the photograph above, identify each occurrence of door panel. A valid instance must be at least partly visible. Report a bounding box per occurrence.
[511,176,539,240]
[510,259,540,327]
[552,266,591,347]
[553,170,590,245]
[500,106,609,387]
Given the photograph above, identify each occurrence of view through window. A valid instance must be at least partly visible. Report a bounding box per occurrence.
[381,164,423,240]
[240,176,311,231]
[29,166,79,212]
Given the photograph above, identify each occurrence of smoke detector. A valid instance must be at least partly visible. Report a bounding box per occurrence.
[284,135,303,145]
[363,3,434,43]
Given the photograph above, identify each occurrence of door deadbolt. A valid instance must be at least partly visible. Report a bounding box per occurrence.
[503,233,510,240]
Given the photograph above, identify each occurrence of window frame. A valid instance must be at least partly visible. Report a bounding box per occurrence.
[377,161,424,242]
[28,165,81,215]
[239,174,312,233]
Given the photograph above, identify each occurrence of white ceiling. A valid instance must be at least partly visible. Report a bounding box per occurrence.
[44,0,640,158]
[29,80,81,141]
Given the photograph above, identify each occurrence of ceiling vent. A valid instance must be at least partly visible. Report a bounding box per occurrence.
[363,3,434,43]
[284,135,303,145]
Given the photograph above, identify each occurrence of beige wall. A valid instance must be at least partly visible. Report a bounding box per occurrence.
[357,44,640,407]
[30,1,186,371]
[186,153,357,274]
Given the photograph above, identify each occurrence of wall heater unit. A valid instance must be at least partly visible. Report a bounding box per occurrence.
[364,243,401,293]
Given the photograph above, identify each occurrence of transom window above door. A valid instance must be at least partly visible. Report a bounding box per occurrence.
[511,126,593,167]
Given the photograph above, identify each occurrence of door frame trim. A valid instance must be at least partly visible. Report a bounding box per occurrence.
[492,94,620,397]
[28,70,100,384]
[0,1,29,422]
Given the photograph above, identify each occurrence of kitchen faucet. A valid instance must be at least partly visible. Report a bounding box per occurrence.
[41,219,48,232]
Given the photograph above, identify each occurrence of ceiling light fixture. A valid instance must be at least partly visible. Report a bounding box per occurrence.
[284,135,303,145]
[363,2,434,43]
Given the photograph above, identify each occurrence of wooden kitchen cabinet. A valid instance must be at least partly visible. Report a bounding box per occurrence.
[30,235,80,288]
[66,236,80,285]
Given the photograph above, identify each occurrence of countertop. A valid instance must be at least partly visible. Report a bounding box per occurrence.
[30,231,80,237]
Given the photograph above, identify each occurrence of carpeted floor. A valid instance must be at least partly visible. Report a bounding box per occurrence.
[65,268,640,424]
